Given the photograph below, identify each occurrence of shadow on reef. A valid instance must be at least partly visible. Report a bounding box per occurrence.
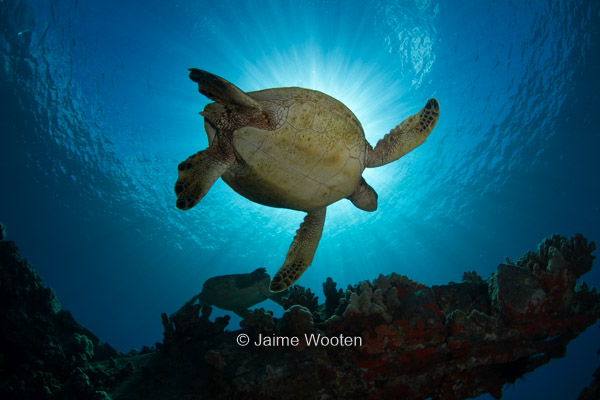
[185,267,288,318]
[1,220,599,399]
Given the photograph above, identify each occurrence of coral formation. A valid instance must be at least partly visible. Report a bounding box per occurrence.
[281,284,319,313]
[240,307,275,336]
[280,305,315,338]
[161,302,230,352]
[1,220,599,400]
[126,233,600,399]
[329,274,403,324]
[462,270,484,284]
[578,349,600,400]
[0,222,118,399]
[322,276,344,317]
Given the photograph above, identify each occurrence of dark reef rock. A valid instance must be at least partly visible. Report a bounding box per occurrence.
[578,348,600,400]
[0,222,118,399]
[240,307,275,336]
[1,220,599,400]
[161,302,230,352]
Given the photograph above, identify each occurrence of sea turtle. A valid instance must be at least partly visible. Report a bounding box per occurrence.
[175,69,440,292]
[189,268,287,317]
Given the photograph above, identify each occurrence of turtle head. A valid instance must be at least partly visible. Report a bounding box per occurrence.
[189,68,259,109]
[200,102,226,144]
[190,68,275,137]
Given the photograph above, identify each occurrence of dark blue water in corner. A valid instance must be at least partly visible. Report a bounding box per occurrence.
[1,0,599,398]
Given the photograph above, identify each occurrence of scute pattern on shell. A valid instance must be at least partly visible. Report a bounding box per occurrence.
[223,87,367,212]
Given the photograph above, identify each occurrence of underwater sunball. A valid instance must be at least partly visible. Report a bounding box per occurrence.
[174,69,440,292]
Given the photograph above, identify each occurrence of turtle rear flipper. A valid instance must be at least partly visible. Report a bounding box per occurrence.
[269,208,326,292]
[366,98,439,168]
[175,138,234,210]
[347,177,378,211]
[189,68,260,110]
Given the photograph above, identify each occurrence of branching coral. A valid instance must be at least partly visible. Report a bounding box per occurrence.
[323,277,344,318]
[281,285,319,313]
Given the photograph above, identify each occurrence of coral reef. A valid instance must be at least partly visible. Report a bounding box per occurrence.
[1,220,599,400]
[578,349,600,400]
[240,307,275,336]
[0,222,118,399]
[329,274,404,324]
[280,305,315,338]
[281,284,319,313]
[161,302,230,353]
[122,233,600,400]
[322,276,344,317]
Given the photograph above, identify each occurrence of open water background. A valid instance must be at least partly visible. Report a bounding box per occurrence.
[1,1,599,398]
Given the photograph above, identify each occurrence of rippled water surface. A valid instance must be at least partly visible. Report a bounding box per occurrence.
[1,1,599,398]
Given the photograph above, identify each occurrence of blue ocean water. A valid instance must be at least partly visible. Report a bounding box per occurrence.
[1,0,599,398]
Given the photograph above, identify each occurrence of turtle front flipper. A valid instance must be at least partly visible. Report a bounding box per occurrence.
[366,98,440,168]
[270,208,326,292]
[175,139,234,210]
[189,68,260,110]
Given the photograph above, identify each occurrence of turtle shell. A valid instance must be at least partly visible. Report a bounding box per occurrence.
[211,87,367,212]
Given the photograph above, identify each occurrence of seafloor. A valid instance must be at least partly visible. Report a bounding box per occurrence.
[0,220,599,400]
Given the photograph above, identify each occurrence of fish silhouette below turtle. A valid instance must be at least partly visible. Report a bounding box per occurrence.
[175,69,440,292]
